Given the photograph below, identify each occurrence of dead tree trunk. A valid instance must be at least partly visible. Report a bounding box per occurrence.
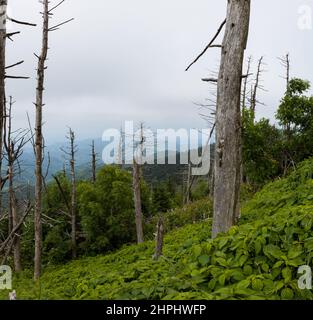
[0,1,7,213]
[242,56,252,113]
[133,160,144,243]
[4,96,23,272]
[34,0,49,281]
[33,0,73,279]
[61,128,78,258]
[279,53,290,91]
[153,217,164,260]
[185,163,191,204]
[240,57,252,184]
[250,56,264,119]
[212,0,251,238]
[91,140,96,183]
[133,123,144,244]
[69,129,77,258]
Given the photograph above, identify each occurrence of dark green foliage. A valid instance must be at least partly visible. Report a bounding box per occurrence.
[42,173,72,264]
[191,180,209,201]
[78,166,137,254]
[242,78,313,187]
[276,78,313,166]
[2,158,313,300]
[242,108,281,187]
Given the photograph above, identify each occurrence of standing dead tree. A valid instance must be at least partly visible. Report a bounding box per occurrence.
[61,128,78,259]
[153,216,164,260]
[250,56,266,119]
[91,140,97,183]
[0,2,35,214]
[278,53,290,91]
[0,201,32,264]
[133,123,145,244]
[186,0,251,238]
[241,56,252,112]
[33,0,73,280]
[3,96,29,272]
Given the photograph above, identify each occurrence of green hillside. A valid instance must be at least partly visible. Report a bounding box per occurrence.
[1,159,313,300]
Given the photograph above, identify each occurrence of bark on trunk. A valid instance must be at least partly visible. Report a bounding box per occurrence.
[133,160,144,243]
[0,1,7,213]
[153,217,164,260]
[212,0,251,238]
[91,140,96,183]
[69,129,77,258]
[34,0,49,280]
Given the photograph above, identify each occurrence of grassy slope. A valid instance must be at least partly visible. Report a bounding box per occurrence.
[2,159,313,300]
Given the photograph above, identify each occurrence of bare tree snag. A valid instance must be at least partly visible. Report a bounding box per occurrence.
[212,0,251,238]
[91,140,96,183]
[4,96,28,272]
[153,216,164,260]
[0,1,7,214]
[0,202,31,255]
[133,123,144,244]
[278,53,290,91]
[69,129,77,258]
[61,128,78,258]
[242,56,252,112]
[250,56,265,118]
[33,0,73,280]
[34,0,49,281]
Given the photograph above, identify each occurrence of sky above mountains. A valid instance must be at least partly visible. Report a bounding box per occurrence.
[6,0,313,143]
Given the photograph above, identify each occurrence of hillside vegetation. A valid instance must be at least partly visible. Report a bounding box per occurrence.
[1,159,313,300]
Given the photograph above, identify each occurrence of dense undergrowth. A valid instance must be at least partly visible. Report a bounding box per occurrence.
[1,159,313,300]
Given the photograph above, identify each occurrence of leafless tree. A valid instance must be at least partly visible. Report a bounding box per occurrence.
[33,0,73,280]
[91,140,97,183]
[133,123,144,244]
[153,216,164,260]
[186,0,251,238]
[278,53,290,91]
[0,1,35,214]
[250,56,266,118]
[241,56,252,112]
[61,128,77,258]
[0,201,32,265]
[3,96,29,272]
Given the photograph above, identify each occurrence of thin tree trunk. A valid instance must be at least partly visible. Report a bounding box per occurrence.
[0,1,7,214]
[133,160,144,243]
[212,0,251,238]
[34,0,49,280]
[250,56,264,119]
[69,129,77,258]
[153,217,164,260]
[186,163,191,204]
[11,196,21,272]
[91,140,96,183]
[133,123,144,244]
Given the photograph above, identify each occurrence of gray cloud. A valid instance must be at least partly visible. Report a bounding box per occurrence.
[5,0,313,142]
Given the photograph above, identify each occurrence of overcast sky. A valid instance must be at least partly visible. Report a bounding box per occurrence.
[6,0,313,143]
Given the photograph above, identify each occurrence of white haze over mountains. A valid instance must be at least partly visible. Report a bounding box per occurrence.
[5,0,313,148]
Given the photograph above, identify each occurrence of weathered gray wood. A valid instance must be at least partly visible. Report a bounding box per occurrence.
[69,129,77,259]
[0,1,7,214]
[91,140,96,183]
[34,0,49,280]
[133,159,144,243]
[153,217,164,260]
[212,0,251,238]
